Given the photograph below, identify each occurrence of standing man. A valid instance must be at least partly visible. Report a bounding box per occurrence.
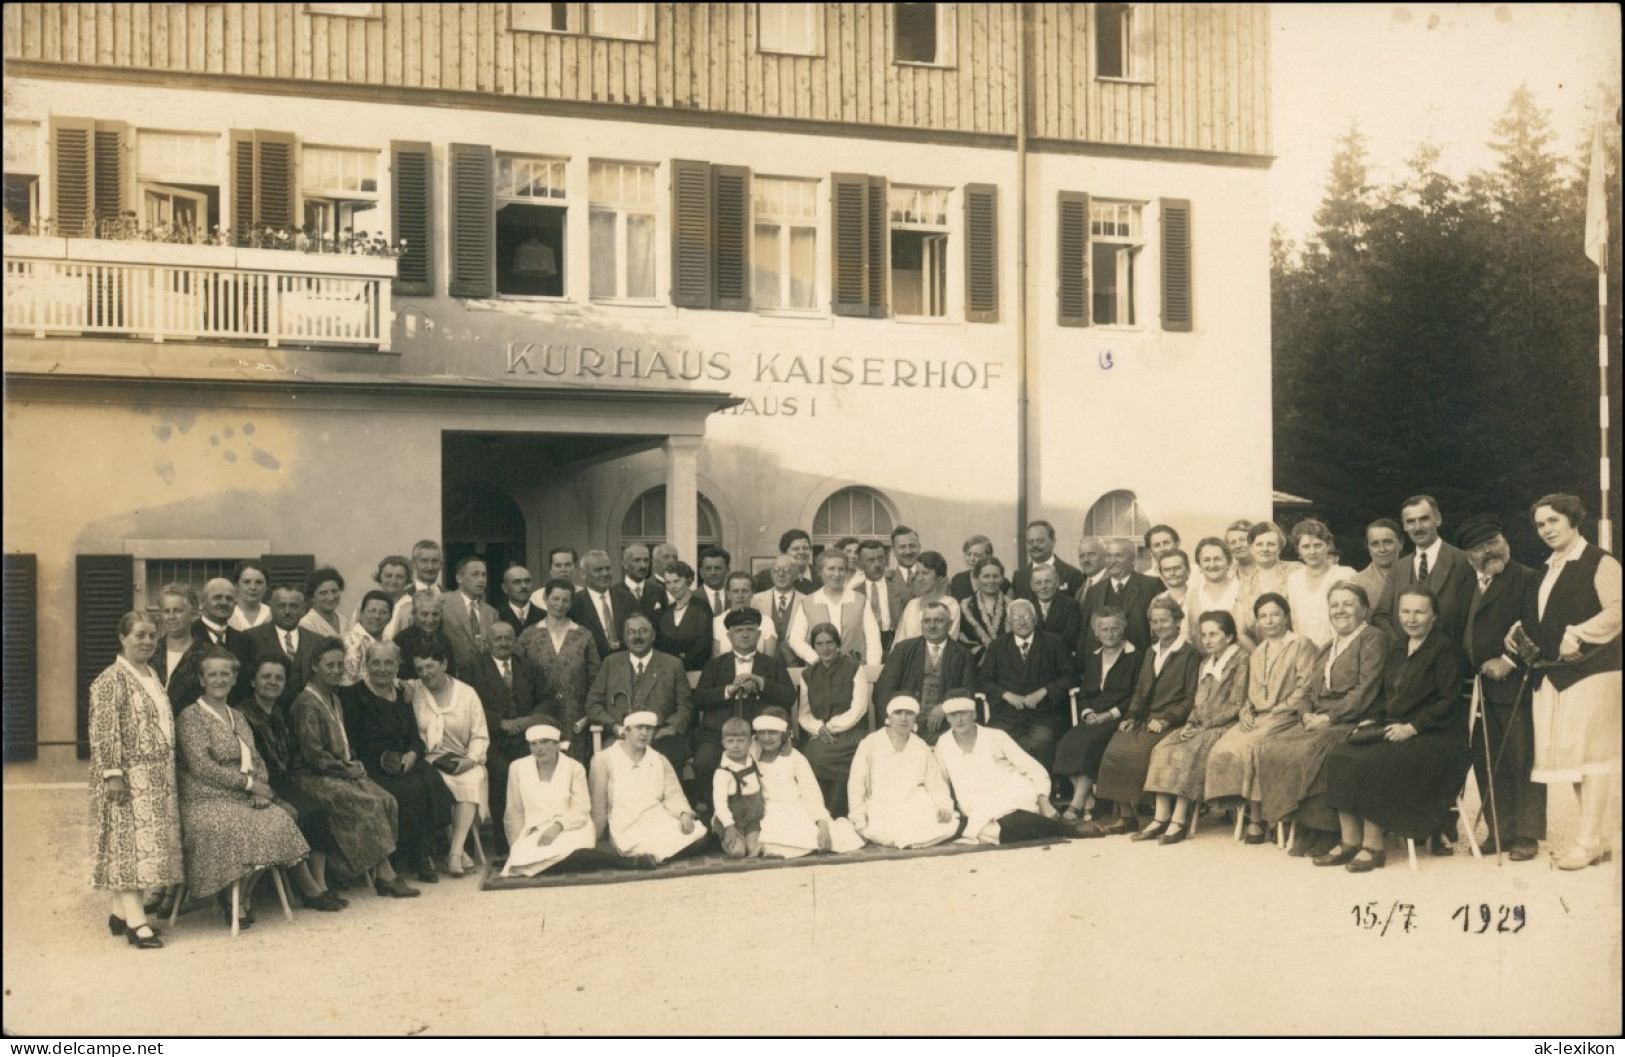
[691,608,797,810]
[496,565,545,633]
[698,547,732,616]
[1373,494,1475,646]
[529,546,582,606]
[752,530,818,594]
[873,601,973,743]
[195,577,254,700]
[584,613,694,773]
[1075,537,1109,600]
[753,557,806,669]
[950,535,996,602]
[1457,514,1545,861]
[469,621,543,852]
[978,599,1075,771]
[570,549,632,658]
[389,539,445,633]
[1031,566,1082,663]
[651,542,682,580]
[715,571,777,659]
[245,585,324,711]
[1013,520,1086,602]
[615,543,667,621]
[1078,539,1161,655]
[889,526,925,599]
[855,538,909,653]
[441,556,500,675]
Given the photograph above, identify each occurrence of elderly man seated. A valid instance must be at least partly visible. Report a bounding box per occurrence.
[977,598,1074,771]
[934,694,1084,845]
[588,710,707,864]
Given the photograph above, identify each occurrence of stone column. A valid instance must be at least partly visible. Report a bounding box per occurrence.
[663,435,703,560]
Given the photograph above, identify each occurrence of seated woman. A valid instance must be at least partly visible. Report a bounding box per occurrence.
[1204,594,1317,844]
[797,622,870,817]
[175,648,310,928]
[894,551,963,643]
[342,589,395,688]
[1252,583,1386,857]
[654,560,713,672]
[1138,612,1250,845]
[752,708,864,858]
[501,721,599,877]
[1320,585,1465,872]
[934,693,1081,844]
[1054,607,1142,822]
[238,656,346,911]
[341,640,456,883]
[847,697,960,849]
[299,566,350,640]
[956,556,1011,661]
[408,639,490,877]
[290,638,419,898]
[588,710,707,864]
[1088,598,1202,836]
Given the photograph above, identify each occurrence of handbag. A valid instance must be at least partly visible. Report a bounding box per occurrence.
[1347,724,1386,746]
[379,750,406,777]
[431,753,467,774]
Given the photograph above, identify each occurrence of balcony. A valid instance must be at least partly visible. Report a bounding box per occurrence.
[3,236,396,351]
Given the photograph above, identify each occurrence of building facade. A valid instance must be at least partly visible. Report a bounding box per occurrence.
[2,2,1272,778]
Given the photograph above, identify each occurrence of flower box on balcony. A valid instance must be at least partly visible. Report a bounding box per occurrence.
[64,238,233,268]
[235,247,397,278]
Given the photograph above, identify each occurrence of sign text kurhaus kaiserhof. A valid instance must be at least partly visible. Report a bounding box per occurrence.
[503,343,1003,417]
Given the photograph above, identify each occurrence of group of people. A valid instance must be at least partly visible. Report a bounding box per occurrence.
[88,491,1620,948]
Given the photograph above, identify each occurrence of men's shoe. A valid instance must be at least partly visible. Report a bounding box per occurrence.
[1508,838,1539,862]
[416,859,440,884]
[375,876,421,898]
[1427,832,1455,857]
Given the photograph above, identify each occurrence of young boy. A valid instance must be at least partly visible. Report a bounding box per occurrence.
[712,716,763,858]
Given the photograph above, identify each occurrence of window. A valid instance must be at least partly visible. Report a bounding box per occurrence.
[512,3,653,40]
[306,3,380,17]
[893,3,955,66]
[890,185,949,318]
[1082,490,1151,560]
[1090,200,1141,326]
[1096,3,1151,81]
[589,161,657,301]
[813,487,896,546]
[496,154,568,297]
[136,130,221,240]
[3,121,41,231]
[301,145,379,244]
[759,3,822,56]
[620,488,722,553]
[752,176,818,311]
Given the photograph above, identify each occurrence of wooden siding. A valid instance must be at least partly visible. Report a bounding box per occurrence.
[4,4,1270,156]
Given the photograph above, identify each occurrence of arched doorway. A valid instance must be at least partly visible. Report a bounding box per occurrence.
[443,483,526,604]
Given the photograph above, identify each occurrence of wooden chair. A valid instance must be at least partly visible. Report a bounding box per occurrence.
[168,866,294,936]
[1404,794,1483,871]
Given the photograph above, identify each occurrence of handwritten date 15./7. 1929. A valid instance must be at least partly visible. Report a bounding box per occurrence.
[1453,903,1528,933]
[1350,903,1528,935]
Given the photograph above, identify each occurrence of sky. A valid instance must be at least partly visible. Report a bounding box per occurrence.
[1269,3,1622,240]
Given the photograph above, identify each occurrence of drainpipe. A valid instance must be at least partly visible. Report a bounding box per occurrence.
[1014,3,1032,552]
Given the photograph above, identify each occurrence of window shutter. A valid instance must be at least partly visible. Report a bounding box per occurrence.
[447,143,494,298]
[864,174,888,318]
[1160,198,1192,332]
[831,173,868,317]
[391,141,435,296]
[76,555,134,761]
[2,555,38,764]
[92,121,130,223]
[963,183,999,323]
[50,117,96,235]
[1057,191,1091,328]
[670,159,713,309]
[230,130,257,238]
[260,554,317,595]
[229,130,299,241]
[712,164,751,311]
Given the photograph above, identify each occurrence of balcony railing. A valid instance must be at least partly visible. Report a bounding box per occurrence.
[3,236,395,351]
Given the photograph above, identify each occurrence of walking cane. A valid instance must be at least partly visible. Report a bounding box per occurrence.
[1469,665,1535,858]
[1468,675,1503,864]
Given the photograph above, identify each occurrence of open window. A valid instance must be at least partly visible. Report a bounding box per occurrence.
[3,121,41,232]
[1090,199,1142,327]
[890,185,949,318]
[512,3,654,40]
[1095,3,1153,82]
[496,154,568,298]
[301,145,380,246]
[893,3,956,67]
[137,130,221,241]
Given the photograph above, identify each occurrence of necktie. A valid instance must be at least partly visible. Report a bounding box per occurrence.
[469,598,481,635]
[1041,601,1050,621]
[777,594,789,622]
[870,581,882,619]
[632,582,642,601]
[1019,640,1030,662]
[1418,551,1430,583]
[500,660,512,689]
[712,590,723,612]
[634,658,645,679]
[1479,574,1492,593]
[282,629,296,657]
[598,593,618,649]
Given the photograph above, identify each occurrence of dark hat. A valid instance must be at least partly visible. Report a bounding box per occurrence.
[723,606,763,628]
[1456,514,1504,551]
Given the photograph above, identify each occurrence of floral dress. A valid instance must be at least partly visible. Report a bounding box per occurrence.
[88,658,185,891]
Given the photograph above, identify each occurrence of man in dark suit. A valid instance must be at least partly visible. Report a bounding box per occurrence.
[1030,565,1082,663]
[874,600,972,742]
[570,549,634,657]
[496,564,545,632]
[195,577,254,700]
[978,599,1075,771]
[948,535,998,602]
[440,556,501,676]
[468,620,544,852]
[1078,539,1160,656]
[1457,514,1545,861]
[614,543,668,621]
[585,613,694,771]
[697,546,732,616]
[854,539,910,653]
[752,556,806,669]
[1013,520,1086,601]
[1373,495,1475,647]
[393,592,460,681]
[751,529,818,594]
[692,607,797,809]
[245,585,326,713]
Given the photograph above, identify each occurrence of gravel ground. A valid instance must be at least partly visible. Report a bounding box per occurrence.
[3,782,1619,1037]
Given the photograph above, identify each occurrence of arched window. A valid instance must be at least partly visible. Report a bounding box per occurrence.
[619,487,721,554]
[1082,489,1151,557]
[812,486,896,546]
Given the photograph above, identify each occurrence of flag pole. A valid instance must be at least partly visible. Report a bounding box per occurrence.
[1585,119,1613,552]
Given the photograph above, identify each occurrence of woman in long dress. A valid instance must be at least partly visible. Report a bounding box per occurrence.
[1321,585,1464,872]
[290,638,418,897]
[1054,607,1142,822]
[516,578,601,757]
[175,649,310,927]
[847,697,960,849]
[588,710,706,863]
[1509,493,1622,870]
[1251,582,1387,857]
[1138,612,1250,845]
[1284,519,1358,649]
[88,611,185,949]
[751,709,864,858]
[1204,593,1317,843]
[935,697,1080,845]
[408,638,490,877]
[340,640,456,882]
[501,722,598,877]
[957,556,1012,661]
[894,552,963,643]
[797,623,870,817]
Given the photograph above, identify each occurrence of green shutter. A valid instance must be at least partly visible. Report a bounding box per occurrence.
[670,159,713,308]
[447,143,494,298]
[833,172,888,318]
[1161,198,1192,332]
[3,555,38,764]
[392,141,435,296]
[1057,190,1091,328]
[50,117,96,235]
[712,164,751,311]
[76,555,134,761]
[92,121,129,223]
[964,183,999,323]
[229,129,299,242]
[260,554,317,595]
[864,175,888,318]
